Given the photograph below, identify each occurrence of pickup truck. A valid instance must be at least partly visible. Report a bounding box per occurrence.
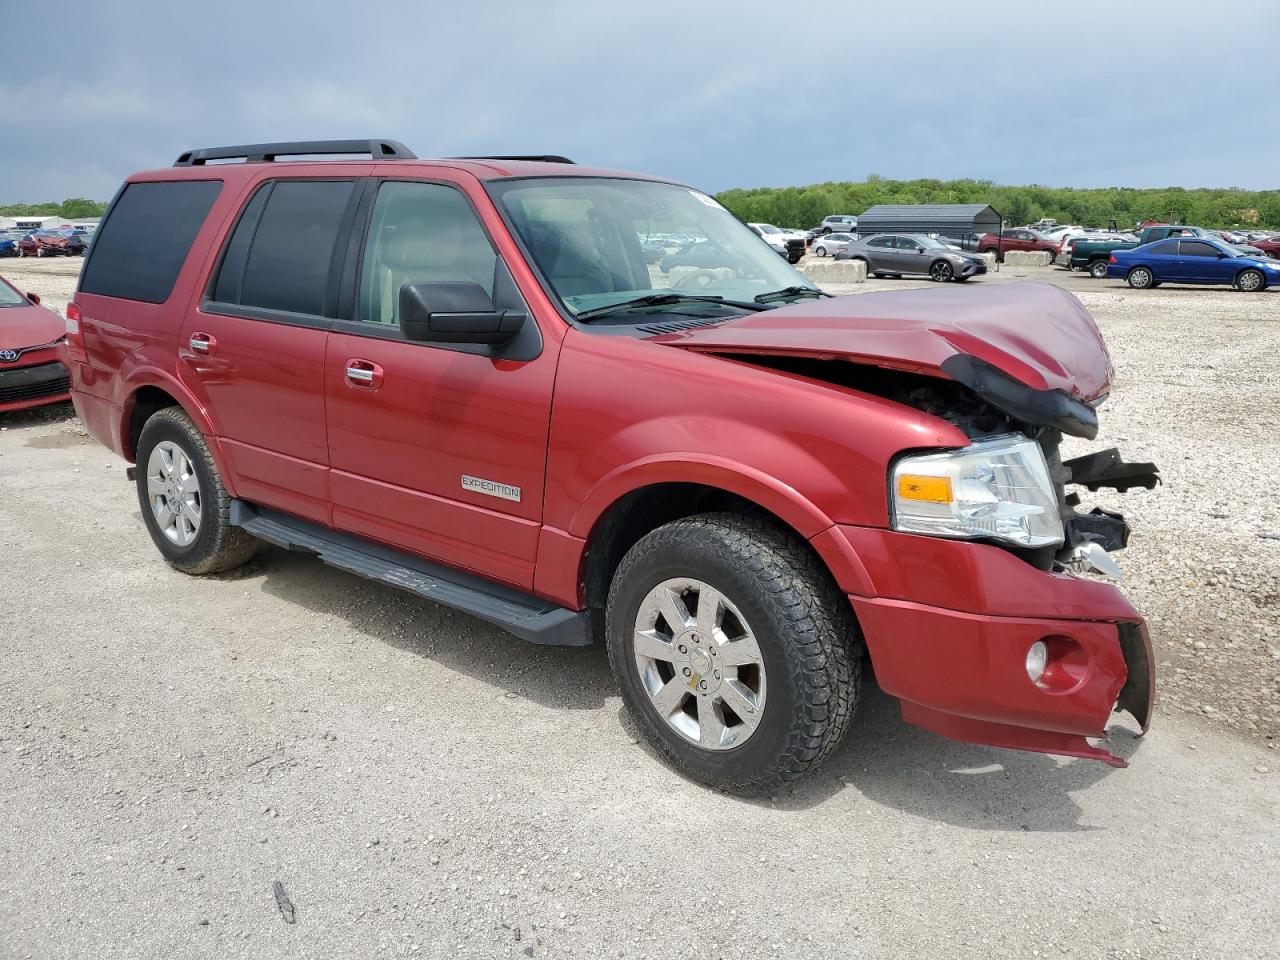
[1067,226,1266,277]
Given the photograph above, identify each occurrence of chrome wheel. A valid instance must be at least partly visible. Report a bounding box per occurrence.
[146,440,201,547]
[632,578,766,751]
[930,260,953,282]
[1128,267,1152,289]
[1238,270,1262,292]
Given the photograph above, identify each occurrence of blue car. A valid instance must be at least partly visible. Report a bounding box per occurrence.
[0,237,17,258]
[1107,236,1280,292]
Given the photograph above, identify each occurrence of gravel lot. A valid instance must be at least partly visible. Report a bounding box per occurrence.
[1,257,1277,959]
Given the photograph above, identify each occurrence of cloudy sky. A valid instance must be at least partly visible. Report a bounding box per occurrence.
[2,1,1276,203]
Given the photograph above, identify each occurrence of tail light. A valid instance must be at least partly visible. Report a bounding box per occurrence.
[64,301,88,363]
[1108,255,1118,264]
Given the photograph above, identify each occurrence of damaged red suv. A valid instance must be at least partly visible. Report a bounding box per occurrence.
[67,140,1157,792]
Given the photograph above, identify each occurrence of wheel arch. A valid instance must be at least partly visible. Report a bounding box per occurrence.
[568,472,872,644]
[1236,266,1267,290]
[118,373,234,493]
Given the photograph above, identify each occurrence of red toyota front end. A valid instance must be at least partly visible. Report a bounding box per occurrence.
[0,279,71,413]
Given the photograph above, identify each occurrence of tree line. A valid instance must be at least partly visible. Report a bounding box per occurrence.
[0,198,108,219]
[715,177,1280,231]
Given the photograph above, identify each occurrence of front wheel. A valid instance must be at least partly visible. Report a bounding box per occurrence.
[1237,268,1265,292]
[605,514,861,794]
[135,407,258,575]
[1089,259,1109,279]
[1126,266,1154,289]
[929,260,954,282]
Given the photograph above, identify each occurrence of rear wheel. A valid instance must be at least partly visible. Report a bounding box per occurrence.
[1126,266,1154,289]
[1237,268,1265,292]
[814,246,827,257]
[929,260,954,282]
[981,246,1001,262]
[605,513,860,794]
[135,407,258,575]
[1089,259,1109,279]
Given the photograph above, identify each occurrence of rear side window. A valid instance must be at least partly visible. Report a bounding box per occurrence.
[212,179,354,317]
[80,180,222,303]
[1148,241,1178,255]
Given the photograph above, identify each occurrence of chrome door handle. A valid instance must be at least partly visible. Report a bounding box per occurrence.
[188,332,216,354]
[345,366,374,382]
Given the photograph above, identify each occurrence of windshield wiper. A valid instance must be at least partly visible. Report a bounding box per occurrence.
[753,286,831,304]
[574,293,770,322]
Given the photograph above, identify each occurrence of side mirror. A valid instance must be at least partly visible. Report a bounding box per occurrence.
[399,282,526,346]
[26,292,41,305]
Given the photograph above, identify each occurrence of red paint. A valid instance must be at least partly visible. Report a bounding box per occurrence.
[67,156,1153,768]
[0,273,70,413]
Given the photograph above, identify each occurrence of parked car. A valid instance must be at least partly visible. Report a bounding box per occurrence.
[977,228,1059,261]
[67,138,1157,790]
[1250,236,1280,259]
[819,215,857,234]
[1107,237,1280,291]
[809,232,857,257]
[0,274,71,413]
[1069,225,1265,276]
[0,237,17,258]
[18,230,87,257]
[836,233,987,282]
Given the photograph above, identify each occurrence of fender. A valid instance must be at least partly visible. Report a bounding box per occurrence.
[567,453,838,543]
[117,367,240,496]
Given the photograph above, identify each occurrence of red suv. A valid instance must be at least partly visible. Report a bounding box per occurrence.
[978,228,1060,262]
[67,139,1157,792]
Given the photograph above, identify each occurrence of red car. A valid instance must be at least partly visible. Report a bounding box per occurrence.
[978,228,1060,261]
[18,230,86,258]
[1251,237,1280,259]
[0,275,70,413]
[67,139,1157,791]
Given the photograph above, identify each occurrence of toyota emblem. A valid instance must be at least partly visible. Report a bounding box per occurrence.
[0,349,20,362]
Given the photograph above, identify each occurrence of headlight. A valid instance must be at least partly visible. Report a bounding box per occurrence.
[891,434,1064,548]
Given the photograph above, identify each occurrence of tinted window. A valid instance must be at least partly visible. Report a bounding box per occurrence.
[867,236,892,248]
[1148,241,1179,255]
[1180,240,1221,258]
[80,180,222,303]
[217,180,354,316]
[357,181,496,325]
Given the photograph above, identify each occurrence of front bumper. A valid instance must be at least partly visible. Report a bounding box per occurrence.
[831,526,1154,766]
[0,358,71,413]
[958,260,987,277]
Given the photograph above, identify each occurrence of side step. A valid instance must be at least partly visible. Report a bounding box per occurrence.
[229,501,592,647]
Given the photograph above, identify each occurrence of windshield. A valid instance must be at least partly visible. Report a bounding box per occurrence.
[492,178,813,318]
[0,277,29,307]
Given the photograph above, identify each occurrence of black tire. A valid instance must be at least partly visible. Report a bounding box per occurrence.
[981,247,1001,263]
[814,246,827,257]
[821,227,832,235]
[1089,259,1109,279]
[1126,266,1154,289]
[872,272,886,278]
[605,513,861,794]
[1236,268,1265,293]
[929,260,954,282]
[135,406,258,575]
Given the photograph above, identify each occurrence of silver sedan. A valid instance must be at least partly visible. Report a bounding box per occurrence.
[836,233,988,282]
[810,232,858,257]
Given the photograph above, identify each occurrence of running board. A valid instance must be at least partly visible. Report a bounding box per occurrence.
[229,501,592,647]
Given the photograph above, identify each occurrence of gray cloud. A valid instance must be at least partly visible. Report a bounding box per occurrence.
[2,0,1275,203]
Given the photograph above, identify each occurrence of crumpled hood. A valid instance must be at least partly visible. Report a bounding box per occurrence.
[0,301,64,352]
[652,282,1114,401]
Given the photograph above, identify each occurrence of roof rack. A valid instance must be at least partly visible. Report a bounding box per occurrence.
[452,155,575,165]
[173,139,416,167]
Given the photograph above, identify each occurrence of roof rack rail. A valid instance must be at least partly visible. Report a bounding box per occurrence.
[452,155,575,165]
[173,139,416,167]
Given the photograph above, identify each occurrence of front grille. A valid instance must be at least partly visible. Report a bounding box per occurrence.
[0,361,70,405]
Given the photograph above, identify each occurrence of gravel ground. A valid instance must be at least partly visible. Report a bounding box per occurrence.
[1,257,1277,959]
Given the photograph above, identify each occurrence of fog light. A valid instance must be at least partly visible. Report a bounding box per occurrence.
[1026,640,1048,683]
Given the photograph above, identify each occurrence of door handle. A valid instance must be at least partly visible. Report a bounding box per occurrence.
[188,332,216,355]
[344,358,384,389]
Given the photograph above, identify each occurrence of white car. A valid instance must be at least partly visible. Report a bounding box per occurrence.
[810,232,858,257]
[749,222,807,244]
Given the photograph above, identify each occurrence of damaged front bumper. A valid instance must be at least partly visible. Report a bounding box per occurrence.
[835,524,1156,767]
